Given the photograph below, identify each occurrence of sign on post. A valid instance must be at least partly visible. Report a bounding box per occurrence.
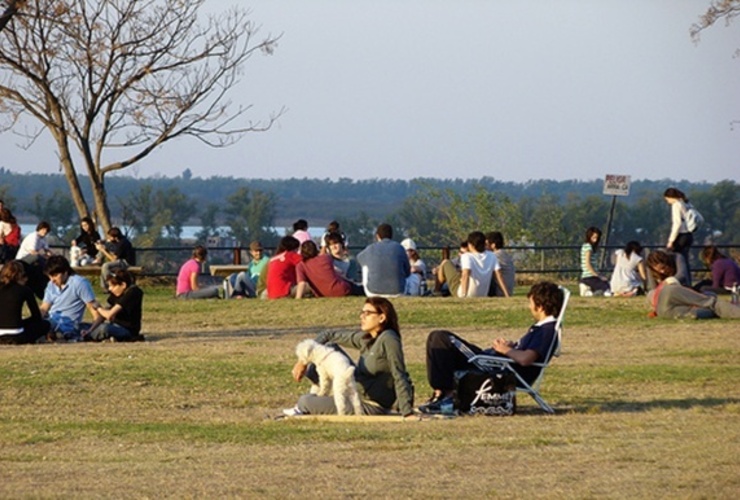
[599,174,631,270]
[603,174,631,196]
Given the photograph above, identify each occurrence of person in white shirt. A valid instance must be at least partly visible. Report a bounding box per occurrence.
[664,187,694,286]
[610,241,647,296]
[435,231,510,298]
[16,221,52,263]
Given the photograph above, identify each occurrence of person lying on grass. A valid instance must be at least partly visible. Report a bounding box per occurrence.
[418,281,564,415]
[646,250,740,320]
[284,297,415,417]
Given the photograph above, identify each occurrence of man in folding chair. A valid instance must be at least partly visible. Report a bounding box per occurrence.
[418,281,564,415]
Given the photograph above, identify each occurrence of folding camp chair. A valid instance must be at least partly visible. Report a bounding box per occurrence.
[450,286,571,414]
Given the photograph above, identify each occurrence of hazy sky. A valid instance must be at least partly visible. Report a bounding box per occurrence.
[2,0,739,183]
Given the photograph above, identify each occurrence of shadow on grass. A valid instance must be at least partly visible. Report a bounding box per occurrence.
[551,397,740,415]
[144,326,336,342]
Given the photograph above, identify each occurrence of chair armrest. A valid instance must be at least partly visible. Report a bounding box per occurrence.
[469,354,547,371]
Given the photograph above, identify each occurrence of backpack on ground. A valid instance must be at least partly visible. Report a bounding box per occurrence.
[454,369,517,416]
[684,203,704,233]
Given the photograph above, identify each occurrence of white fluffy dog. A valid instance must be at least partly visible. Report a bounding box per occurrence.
[295,339,364,416]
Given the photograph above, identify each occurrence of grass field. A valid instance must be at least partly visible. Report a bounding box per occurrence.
[1,285,739,498]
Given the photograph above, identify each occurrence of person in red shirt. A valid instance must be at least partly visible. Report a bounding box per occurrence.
[265,236,302,299]
[295,240,364,298]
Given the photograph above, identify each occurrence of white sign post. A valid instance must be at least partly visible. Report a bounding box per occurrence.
[603,174,631,196]
[600,174,631,269]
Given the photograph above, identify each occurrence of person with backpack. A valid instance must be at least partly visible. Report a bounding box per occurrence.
[664,187,699,287]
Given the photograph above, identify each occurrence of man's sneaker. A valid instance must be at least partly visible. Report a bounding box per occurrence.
[417,395,455,415]
[223,279,234,299]
[282,406,304,417]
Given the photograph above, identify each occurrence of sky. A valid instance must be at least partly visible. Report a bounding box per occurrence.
[2,0,739,183]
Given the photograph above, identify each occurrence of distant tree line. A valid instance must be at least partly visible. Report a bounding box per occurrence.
[1,170,737,252]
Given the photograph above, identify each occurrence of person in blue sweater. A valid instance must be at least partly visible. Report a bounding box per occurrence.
[356,223,410,297]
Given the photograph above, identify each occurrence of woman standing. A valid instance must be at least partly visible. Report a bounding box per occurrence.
[0,261,50,344]
[285,297,415,417]
[664,187,694,286]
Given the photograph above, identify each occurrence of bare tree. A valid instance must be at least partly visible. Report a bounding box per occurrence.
[691,0,740,41]
[0,0,282,232]
[0,1,24,33]
[691,0,740,130]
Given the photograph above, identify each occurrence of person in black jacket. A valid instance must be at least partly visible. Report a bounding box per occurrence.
[0,260,50,344]
[95,227,135,292]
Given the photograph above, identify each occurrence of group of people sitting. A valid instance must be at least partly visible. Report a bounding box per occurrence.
[0,207,141,345]
[175,220,517,301]
[579,226,739,301]
[2,210,137,296]
[0,255,144,345]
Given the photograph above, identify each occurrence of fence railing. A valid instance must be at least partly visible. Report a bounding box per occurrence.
[52,243,740,280]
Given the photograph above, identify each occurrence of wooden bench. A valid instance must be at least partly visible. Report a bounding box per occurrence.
[209,265,248,277]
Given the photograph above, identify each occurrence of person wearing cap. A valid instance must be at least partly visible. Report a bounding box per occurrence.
[223,241,270,299]
[401,238,427,296]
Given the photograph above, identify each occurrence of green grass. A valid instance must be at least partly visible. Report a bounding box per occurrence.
[1,285,739,497]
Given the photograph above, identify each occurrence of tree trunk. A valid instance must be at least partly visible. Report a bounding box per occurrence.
[0,0,22,33]
[90,174,112,234]
[49,129,91,225]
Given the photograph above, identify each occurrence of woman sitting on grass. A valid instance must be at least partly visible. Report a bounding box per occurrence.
[295,240,364,298]
[265,236,302,299]
[176,245,220,299]
[646,250,740,319]
[284,297,414,417]
[579,226,611,296]
[0,261,50,345]
[693,245,740,295]
[609,241,647,296]
[83,269,144,342]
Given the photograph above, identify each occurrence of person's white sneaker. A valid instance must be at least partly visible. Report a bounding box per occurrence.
[223,279,233,299]
[282,407,304,417]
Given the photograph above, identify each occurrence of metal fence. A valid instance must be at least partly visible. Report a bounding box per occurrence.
[54,243,740,281]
